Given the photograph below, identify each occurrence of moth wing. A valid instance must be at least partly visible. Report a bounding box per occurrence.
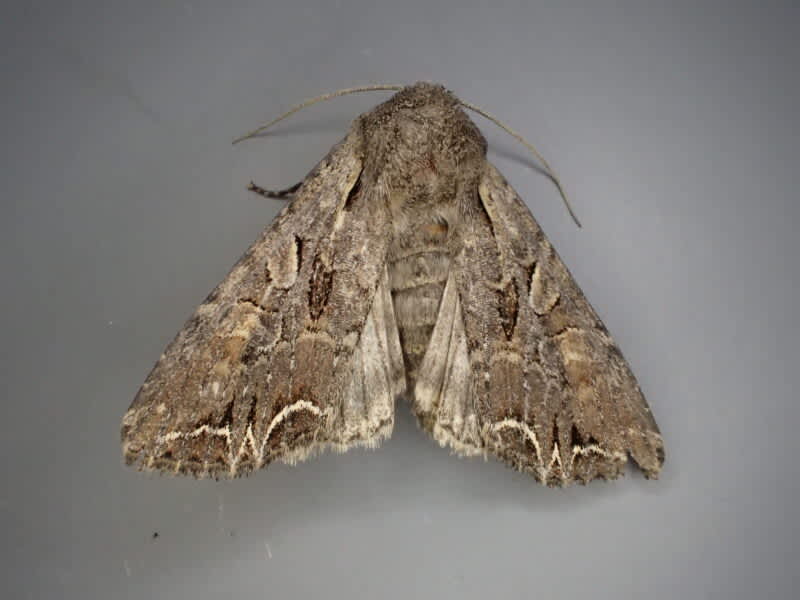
[122,130,404,477]
[415,162,664,485]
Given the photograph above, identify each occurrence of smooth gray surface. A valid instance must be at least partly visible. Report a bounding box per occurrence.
[3,1,798,599]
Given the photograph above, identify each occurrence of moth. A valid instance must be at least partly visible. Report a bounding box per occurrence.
[121,82,664,486]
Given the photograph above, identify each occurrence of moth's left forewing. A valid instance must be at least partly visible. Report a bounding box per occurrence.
[416,161,664,485]
[482,162,664,483]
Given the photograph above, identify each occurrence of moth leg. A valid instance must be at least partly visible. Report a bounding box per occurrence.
[247,180,302,200]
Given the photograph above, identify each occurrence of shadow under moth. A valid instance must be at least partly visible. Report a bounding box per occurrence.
[121,82,664,486]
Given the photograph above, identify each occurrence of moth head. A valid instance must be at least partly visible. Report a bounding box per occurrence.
[233,80,577,227]
[358,82,488,202]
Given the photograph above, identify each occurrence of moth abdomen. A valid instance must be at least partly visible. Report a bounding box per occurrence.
[389,248,450,385]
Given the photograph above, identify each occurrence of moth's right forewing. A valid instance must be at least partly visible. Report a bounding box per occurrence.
[122,129,399,477]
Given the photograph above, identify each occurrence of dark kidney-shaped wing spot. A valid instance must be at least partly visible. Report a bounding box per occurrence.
[293,235,304,273]
[496,279,519,340]
[308,253,334,320]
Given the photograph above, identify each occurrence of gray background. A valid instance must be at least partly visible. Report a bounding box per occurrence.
[3,1,798,598]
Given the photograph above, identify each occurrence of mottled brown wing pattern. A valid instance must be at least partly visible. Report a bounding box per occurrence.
[415,162,664,485]
[121,129,403,477]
